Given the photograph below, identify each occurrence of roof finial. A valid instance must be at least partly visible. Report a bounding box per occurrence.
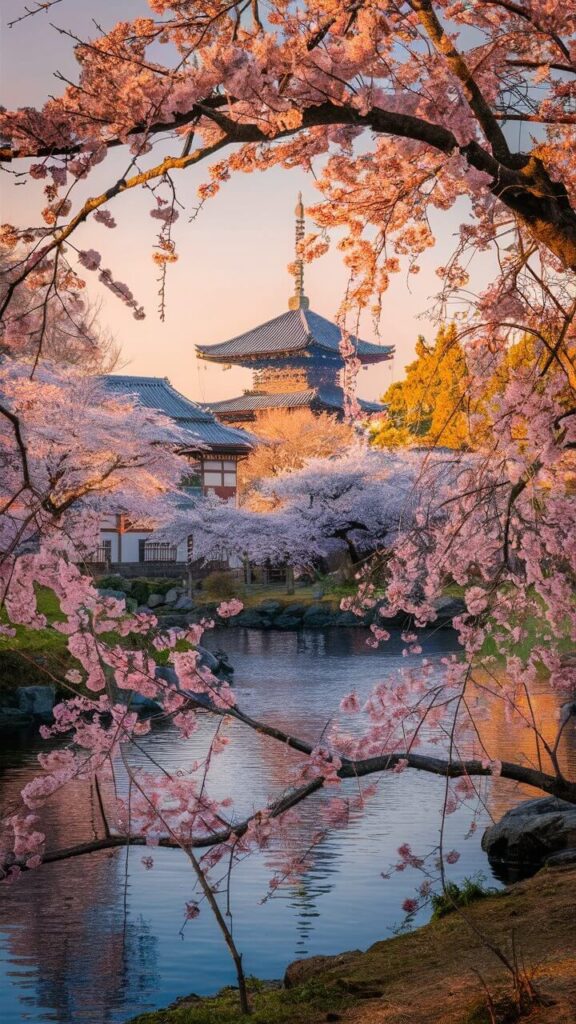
[288,192,309,310]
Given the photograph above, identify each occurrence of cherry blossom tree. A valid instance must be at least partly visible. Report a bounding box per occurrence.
[1,251,119,372]
[154,447,432,566]
[0,0,575,1015]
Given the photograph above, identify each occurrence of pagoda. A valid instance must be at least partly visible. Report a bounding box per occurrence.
[196,196,394,424]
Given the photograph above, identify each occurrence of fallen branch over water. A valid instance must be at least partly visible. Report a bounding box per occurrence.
[8,750,575,875]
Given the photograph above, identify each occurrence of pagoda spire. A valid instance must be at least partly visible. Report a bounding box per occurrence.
[288,192,309,311]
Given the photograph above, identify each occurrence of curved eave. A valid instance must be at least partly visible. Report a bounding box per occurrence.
[179,441,252,456]
[354,350,394,365]
[196,344,393,366]
[205,388,385,416]
[196,346,308,365]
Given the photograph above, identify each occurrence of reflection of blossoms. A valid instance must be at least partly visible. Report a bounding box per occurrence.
[339,692,360,713]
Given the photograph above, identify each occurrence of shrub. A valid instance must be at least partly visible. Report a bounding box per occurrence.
[202,570,241,600]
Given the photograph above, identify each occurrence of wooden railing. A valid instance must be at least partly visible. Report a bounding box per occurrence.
[142,543,178,563]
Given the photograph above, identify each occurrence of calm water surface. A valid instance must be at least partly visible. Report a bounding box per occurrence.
[0,627,573,1024]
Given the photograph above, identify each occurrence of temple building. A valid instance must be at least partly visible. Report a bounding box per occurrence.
[95,375,253,572]
[196,195,394,424]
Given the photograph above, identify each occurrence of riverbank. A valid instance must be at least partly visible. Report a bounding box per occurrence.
[128,864,576,1024]
[0,580,463,701]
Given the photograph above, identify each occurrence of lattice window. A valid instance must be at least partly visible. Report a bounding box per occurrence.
[202,459,237,489]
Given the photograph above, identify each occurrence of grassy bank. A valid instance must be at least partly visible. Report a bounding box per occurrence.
[0,588,72,690]
[128,865,576,1024]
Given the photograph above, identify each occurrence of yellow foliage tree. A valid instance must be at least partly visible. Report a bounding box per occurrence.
[370,326,542,451]
[370,325,471,449]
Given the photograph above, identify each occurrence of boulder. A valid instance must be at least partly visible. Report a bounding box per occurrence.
[155,664,179,688]
[197,645,220,674]
[174,595,193,611]
[214,650,234,679]
[482,797,576,867]
[100,575,132,593]
[434,596,466,622]
[147,593,165,608]
[17,685,56,719]
[282,604,307,619]
[234,610,266,628]
[302,604,336,628]
[159,613,190,628]
[98,587,128,603]
[259,600,282,616]
[273,613,302,631]
[164,588,181,605]
[545,848,576,867]
[197,646,234,680]
[126,693,162,713]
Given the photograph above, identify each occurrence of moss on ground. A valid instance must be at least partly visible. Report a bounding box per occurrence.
[128,979,354,1024]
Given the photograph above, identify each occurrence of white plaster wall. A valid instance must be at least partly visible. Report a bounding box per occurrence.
[121,531,152,563]
[176,541,188,562]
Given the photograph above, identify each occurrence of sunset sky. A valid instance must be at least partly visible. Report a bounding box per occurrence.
[1,0,494,404]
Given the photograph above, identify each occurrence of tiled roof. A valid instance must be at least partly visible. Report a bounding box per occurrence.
[206,385,385,415]
[196,308,393,364]
[207,390,317,413]
[101,375,254,452]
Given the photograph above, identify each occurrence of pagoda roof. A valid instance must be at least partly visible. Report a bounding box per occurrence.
[196,308,393,365]
[101,375,254,453]
[205,385,385,416]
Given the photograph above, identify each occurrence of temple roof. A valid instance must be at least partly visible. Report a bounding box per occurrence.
[205,384,385,417]
[101,375,254,453]
[196,308,393,365]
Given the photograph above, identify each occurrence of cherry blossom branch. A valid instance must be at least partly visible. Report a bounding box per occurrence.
[0,140,227,321]
[4,95,576,272]
[410,0,511,161]
[482,0,573,63]
[11,751,574,876]
[7,0,63,29]
[506,60,576,75]
[0,94,231,161]
[0,404,31,492]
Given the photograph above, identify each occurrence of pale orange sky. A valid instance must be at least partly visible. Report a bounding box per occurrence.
[1,0,495,405]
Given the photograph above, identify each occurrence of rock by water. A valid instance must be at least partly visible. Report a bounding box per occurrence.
[482,797,576,868]
[17,685,56,719]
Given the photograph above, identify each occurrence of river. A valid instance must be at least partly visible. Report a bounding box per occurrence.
[0,626,573,1024]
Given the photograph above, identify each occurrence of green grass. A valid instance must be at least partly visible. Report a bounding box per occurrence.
[0,587,71,690]
[128,979,354,1024]
[195,577,359,611]
[430,875,497,920]
[0,586,194,692]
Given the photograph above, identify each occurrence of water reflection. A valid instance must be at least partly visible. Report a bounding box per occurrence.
[0,627,573,1024]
